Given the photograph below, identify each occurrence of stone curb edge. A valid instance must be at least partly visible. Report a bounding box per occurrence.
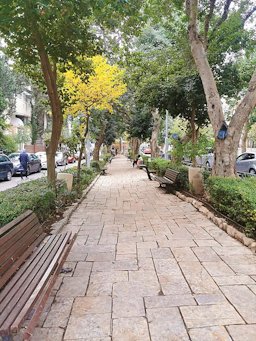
[175,191,256,253]
[50,173,101,235]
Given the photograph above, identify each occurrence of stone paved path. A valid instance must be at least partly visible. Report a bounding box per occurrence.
[33,155,256,341]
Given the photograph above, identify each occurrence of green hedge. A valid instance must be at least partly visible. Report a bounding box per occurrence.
[149,158,189,191]
[0,178,57,227]
[0,166,97,228]
[205,176,256,238]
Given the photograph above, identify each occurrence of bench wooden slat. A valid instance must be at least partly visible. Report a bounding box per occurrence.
[154,168,180,191]
[0,233,46,289]
[0,212,37,248]
[0,210,33,238]
[12,233,74,335]
[0,222,42,275]
[0,234,69,335]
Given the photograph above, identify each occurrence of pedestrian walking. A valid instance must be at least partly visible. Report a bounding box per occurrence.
[19,149,29,179]
[133,154,142,167]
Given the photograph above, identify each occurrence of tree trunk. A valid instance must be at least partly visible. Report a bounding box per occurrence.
[191,107,197,167]
[77,115,89,182]
[150,108,161,158]
[130,137,140,159]
[187,0,256,176]
[34,40,63,185]
[93,125,106,161]
[241,121,249,153]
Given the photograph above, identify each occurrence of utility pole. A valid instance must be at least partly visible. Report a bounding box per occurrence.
[164,110,169,159]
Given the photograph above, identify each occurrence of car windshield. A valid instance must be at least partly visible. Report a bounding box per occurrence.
[9,155,19,161]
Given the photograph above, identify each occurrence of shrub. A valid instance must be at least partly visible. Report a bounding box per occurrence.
[0,178,58,227]
[0,166,98,228]
[62,165,96,195]
[205,176,256,238]
[149,158,189,190]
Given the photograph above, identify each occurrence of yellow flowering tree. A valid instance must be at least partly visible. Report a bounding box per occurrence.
[63,55,126,172]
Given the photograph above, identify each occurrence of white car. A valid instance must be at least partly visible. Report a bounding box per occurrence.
[55,152,68,166]
[35,151,58,169]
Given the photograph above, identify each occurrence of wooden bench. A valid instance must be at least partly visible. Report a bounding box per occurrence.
[138,164,156,181]
[0,210,76,340]
[154,168,180,192]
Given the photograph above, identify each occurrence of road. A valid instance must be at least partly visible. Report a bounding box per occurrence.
[0,162,81,192]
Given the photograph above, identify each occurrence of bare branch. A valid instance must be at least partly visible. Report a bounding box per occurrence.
[210,0,233,39]
[242,5,256,25]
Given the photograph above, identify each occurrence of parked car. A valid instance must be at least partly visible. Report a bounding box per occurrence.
[35,152,48,169]
[0,154,14,181]
[236,152,256,174]
[67,154,76,163]
[55,152,68,166]
[8,153,42,175]
[196,149,214,170]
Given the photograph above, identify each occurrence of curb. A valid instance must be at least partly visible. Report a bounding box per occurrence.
[175,191,256,253]
[50,173,101,235]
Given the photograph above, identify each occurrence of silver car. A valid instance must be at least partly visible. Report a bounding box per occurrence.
[236,152,256,174]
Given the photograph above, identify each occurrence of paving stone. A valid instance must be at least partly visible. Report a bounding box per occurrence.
[99,234,118,245]
[154,258,183,276]
[64,313,111,340]
[189,326,232,341]
[151,247,173,259]
[113,296,145,318]
[86,252,115,262]
[137,248,152,258]
[86,282,113,296]
[180,303,244,328]
[194,293,227,305]
[129,270,158,282]
[147,307,190,341]
[213,275,255,286]
[227,324,256,341]
[136,241,158,249]
[63,338,111,341]
[116,242,137,254]
[113,281,161,297]
[192,246,221,262]
[194,239,221,247]
[138,257,155,270]
[31,327,64,341]
[92,260,138,271]
[89,271,128,284]
[112,317,150,341]
[43,297,73,328]
[179,261,220,294]
[160,276,192,295]
[172,247,198,262]
[202,261,235,276]
[158,239,197,247]
[221,254,256,265]
[85,245,116,253]
[57,276,89,297]
[145,294,196,308]
[72,296,112,315]
[213,246,252,256]
[221,285,256,323]
[248,284,256,294]
[115,254,137,261]
[73,261,93,276]
[227,263,256,275]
